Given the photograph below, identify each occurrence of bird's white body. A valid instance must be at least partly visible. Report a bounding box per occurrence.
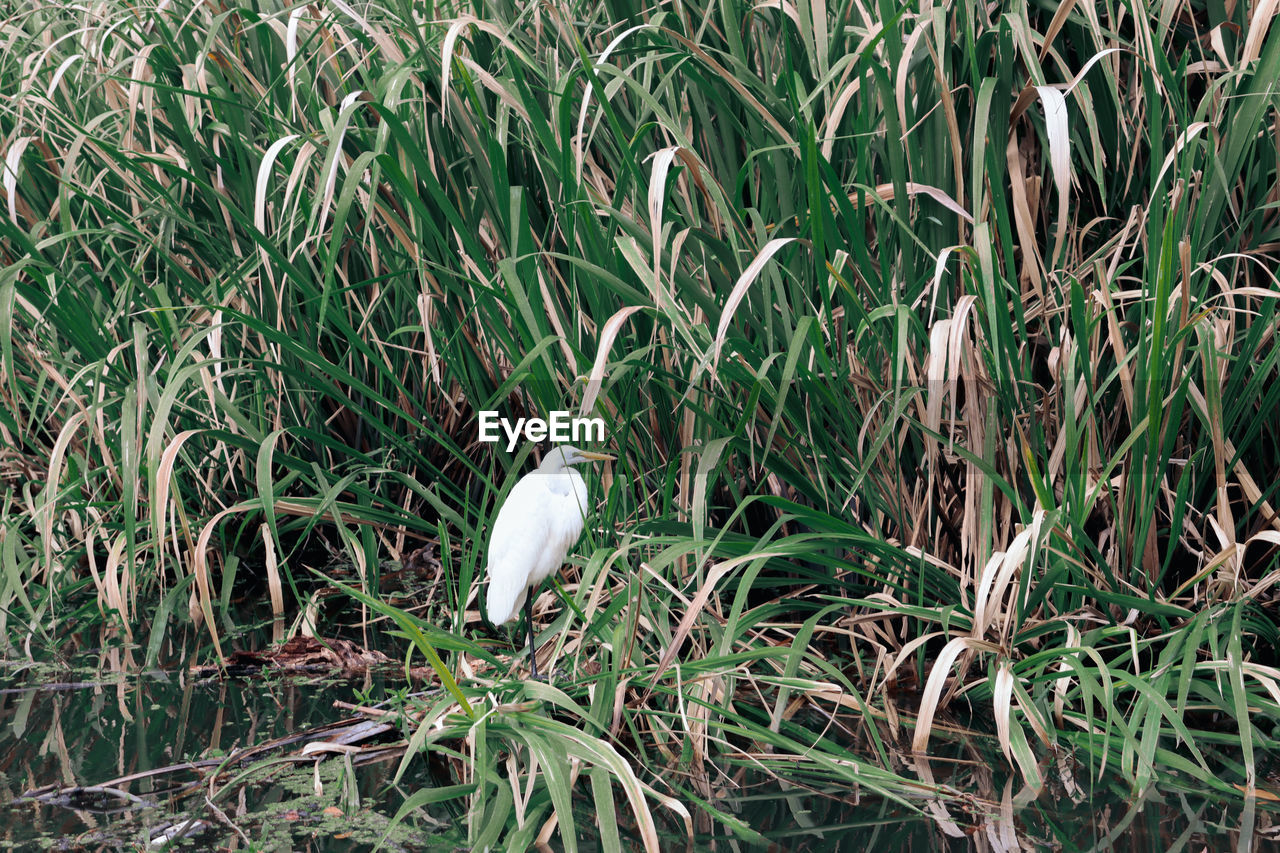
[486,447,604,625]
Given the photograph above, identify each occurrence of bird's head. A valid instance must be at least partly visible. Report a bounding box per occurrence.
[540,444,615,470]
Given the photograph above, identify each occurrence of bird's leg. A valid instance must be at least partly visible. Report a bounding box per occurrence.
[524,588,540,680]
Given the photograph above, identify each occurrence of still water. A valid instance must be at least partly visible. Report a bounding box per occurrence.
[0,640,1272,850]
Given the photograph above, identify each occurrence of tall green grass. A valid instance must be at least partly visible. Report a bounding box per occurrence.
[3,0,1280,844]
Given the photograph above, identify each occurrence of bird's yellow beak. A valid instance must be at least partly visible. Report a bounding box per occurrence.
[577,450,615,461]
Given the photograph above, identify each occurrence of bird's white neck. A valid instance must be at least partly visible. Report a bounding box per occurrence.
[537,452,570,473]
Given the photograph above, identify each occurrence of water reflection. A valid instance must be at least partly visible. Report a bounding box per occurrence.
[0,642,1274,851]
[0,645,443,851]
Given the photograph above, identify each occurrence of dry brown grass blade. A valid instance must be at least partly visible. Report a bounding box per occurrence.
[1200,322,1236,548]
[37,410,87,586]
[1242,0,1280,64]
[972,512,1043,643]
[573,24,654,186]
[103,532,132,639]
[1185,381,1280,533]
[440,15,528,119]
[912,636,1000,753]
[262,523,285,644]
[254,133,302,257]
[662,28,796,147]
[1039,0,1081,62]
[83,524,106,620]
[1095,259,1136,419]
[1005,132,1043,291]
[1032,86,1071,263]
[154,429,202,584]
[819,25,884,159]
[1242,533,1280,600]
[191,506,260,664]
[712,238,802,364]
[869,182,973,223]
[923,41,965,228]
[642,552,782,703]
[911,756,967,839]
[876,630,942,691]
[993,659,1014,763]
[923,317,951,470]
[579,306,644,416]
[1154,123,1211,192]
[1053,625,1082,728]
[3,136,32,225]
[987,779,1020,852]
[753,0,801,29]
[458,55,532,123]
[896,20,931,146]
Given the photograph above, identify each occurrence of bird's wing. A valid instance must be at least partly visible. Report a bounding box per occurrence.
[485,471,593,622]
[527,470,588,585]
[485,474,553,624]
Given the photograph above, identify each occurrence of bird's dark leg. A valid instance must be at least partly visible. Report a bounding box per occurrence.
[524,587,540,680]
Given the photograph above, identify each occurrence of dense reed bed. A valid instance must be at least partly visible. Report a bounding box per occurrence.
[2,0,1280,846]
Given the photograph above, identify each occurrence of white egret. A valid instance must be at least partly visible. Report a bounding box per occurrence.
[485,444,614,678]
